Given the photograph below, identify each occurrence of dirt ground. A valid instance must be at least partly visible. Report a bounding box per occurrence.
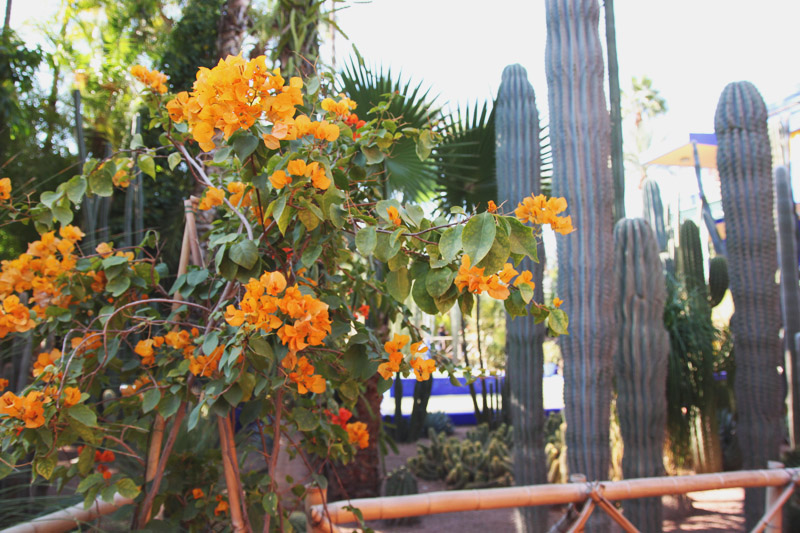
[349,427,746,533]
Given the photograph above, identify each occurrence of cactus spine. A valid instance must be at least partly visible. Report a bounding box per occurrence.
[546,5,617,532]
[614,218,668,532]
[715,81,782,528]
[495,63,547,532]
[775,165,800,446]
[642,178,668,252]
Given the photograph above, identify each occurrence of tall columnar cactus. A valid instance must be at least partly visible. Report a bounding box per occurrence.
[775,165,800,446]
[614,218,668,533]
[715,81,782,528]
[642,178,668,252]
[495,63,547,532]
[545,3,617,528]
[679,220,706,298]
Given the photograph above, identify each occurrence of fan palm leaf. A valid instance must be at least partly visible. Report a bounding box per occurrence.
[338,59,440,200]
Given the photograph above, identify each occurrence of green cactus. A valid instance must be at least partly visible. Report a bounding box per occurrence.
[407,377,433,441]
[775,165,800,446]
[716,80,783,528]
[546,6,616,531]
[679,220,707,299]
[708,256,729,308]
[642,178,668,252]
[384,466,420,526]
[423,411,455,436]
[614,218,669,532]
[495,62,547,531]
[407,424,514,490]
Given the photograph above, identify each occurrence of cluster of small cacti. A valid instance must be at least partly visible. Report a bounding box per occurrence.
[407,424,513,490]
[544,412,567,484]
[423,411,455,436]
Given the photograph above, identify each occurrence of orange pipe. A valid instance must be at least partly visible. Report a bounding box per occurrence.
[311,468,800,525]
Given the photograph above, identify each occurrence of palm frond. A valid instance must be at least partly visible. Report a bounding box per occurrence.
[338,60,440,200]
[434,101,496,213]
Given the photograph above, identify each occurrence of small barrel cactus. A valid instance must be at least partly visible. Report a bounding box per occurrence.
[775,165,800,445]
[614,218,668,532]
[716,80,782,528]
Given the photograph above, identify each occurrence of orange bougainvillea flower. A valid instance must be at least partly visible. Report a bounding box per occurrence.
[498,263,519,284]
[0,177,11,201]
[95,242,113,258]
[32,348,62,382]
[129,65,168,94]
[62,387,81,407]
[487,200,498,213]
[326,407,353,428]
[410,357,436,381]
[199,187,225,210]
[0,378,8,391]
[215,495,230,516]
[514,194,575,235]
[135,339,156,366]
[1,391,46,428]
[386,206,401,226]
[355,304,369,319]
[553,297,563,308]
[269,169,291,190]
[192,488,205,499]
[345,421,369,449]
[287,159,307,176]
[287,356,326,394]
[96,449,115,463]
[513,270,536,291]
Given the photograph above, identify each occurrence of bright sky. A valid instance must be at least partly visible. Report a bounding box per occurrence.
[333,0,800,138]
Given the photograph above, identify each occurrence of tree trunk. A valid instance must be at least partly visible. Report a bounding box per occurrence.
[217,0,251,58]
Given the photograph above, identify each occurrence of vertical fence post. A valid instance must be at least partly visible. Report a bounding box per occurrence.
[765,461,784,532]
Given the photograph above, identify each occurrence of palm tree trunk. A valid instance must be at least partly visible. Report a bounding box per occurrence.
[216,0,250,58]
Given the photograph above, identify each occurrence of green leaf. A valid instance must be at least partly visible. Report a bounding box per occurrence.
[262,492,278,515]
[374,231,401,263]
[293,407,320,432]
[212,146,233,164]
[187,402,203,431]
[229,240,259,270]
[87,168,113,197]
[78,445,94,475]
[459,292,474,316]
[168,152,182,170]
[223,384,243,407]
[476,225,510,275]
[65,175,87,203]
[298,209,320,231]
[548,308,569,335]
[386,267,411,302]
[106,275,131,297]
[504,291,528,317]
[416,129,435,160]
[67,405,97,427]
[35,455,56,480]
[434,285,459,313]
[52,204,73,225]
[426,267,455,298]
[138,154,156,179]
[355,226,377,256]
[439,225,462,263]
[462,212,496,264]
[361,145,385,165]
[507,217,539,262]
[519,283,534,304]
[234,133,260,160]
[130,133,144,149]
[142,389,161,414]
[157,394,181,418]
[116,478,141,499]
[327,204,344,229]
[301,244,322,268]
[405,205,424,228]
[412,273,439,315]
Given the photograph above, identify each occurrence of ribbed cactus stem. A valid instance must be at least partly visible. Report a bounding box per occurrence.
[708,256,729,308]
[642,178,667,252]
[546,4,617,532]
[495,63,547,532]
[715,81,782,529]
[679,220,706,300]
[775,165,800,447]
[614,218,668,533]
